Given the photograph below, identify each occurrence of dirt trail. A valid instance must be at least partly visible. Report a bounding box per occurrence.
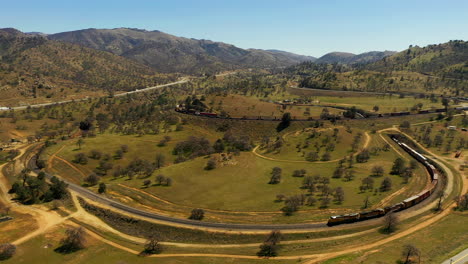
[53,155,88,178]
[12,209,76,245]
[0,144,76,246]
[47,145,65,171]
[252,131,370,164]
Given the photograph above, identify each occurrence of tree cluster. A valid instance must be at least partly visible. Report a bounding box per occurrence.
[10,173,68,204]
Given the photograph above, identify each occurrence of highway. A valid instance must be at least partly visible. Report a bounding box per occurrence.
[0,70,240,111]
[0,79,189,111]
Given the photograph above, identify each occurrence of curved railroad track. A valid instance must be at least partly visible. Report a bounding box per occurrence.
[24,130,451,232]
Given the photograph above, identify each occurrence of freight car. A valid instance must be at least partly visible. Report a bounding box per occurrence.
[390,111,410,116]
[195,112,218,117]
[358,209,385,221]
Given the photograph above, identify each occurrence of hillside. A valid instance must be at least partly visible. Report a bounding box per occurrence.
[315,52,355,64]
[0,28,175,106]
[366,40,468,79]
[287,41,468,95]
[315,51,396,64]
[49,28,313,74]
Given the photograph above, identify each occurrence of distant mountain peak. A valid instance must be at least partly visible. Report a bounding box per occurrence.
[316,50,396,64]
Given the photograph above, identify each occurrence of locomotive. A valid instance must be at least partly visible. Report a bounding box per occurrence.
[327,136,440,226]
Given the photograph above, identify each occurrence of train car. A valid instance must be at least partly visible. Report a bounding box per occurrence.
[384,202,405,214]
[198,112,218,117]
[399,143,427,162]
[435,108,446,112]
[403,195,421,208]
[430,180,438,193]
[432,172,439,181]
[358,209,385,221]
[390,111,410,116]
[418,110,430,114]
[327,213,360,226]
[417,189,431,200]
[391,202,406,212]
[427,164,439,180]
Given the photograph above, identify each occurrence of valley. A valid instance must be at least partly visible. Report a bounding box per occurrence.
[0,3,467,263]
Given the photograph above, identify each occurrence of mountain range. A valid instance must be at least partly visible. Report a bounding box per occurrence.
[48,28,316,74]
[1,27,466,105]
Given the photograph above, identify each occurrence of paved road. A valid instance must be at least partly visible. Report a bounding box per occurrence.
[0,70,240,111]
[26,150,327,231]
[441,248,468,264]
[0,79,189,111]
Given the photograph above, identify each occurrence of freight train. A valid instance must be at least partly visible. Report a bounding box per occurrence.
[176,104,468,122]
[327,136,440,226]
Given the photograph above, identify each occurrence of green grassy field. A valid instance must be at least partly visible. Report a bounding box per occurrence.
[406,115,468,157]
[289,88,449,112]
[41,123,221,184]
[206,94,343,118]
[205,92,448,118]
[257,126,360,161]
[43,122,429,224]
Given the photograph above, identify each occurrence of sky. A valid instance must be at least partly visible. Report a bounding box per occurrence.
[1,0,467,57]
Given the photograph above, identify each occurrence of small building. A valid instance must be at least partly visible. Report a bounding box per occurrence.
[448,126,457,130]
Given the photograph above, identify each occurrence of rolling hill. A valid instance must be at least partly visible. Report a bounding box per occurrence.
[49,28,314,74]
[0,28,175,106]
[315,51,396,64]
[366,40,468,79]
[288,41,467,95]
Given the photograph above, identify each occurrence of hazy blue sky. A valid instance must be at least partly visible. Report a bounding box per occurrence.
[2,0,467,57]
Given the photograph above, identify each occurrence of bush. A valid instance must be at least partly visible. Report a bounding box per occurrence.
[143,236,162,255]
[189,208,204,220]
[98,183,106,194]
[84,173,100,186]
[73,153,88,165]
[56,227,86,253]
[0,243,16,260]
[205,158,217,170]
